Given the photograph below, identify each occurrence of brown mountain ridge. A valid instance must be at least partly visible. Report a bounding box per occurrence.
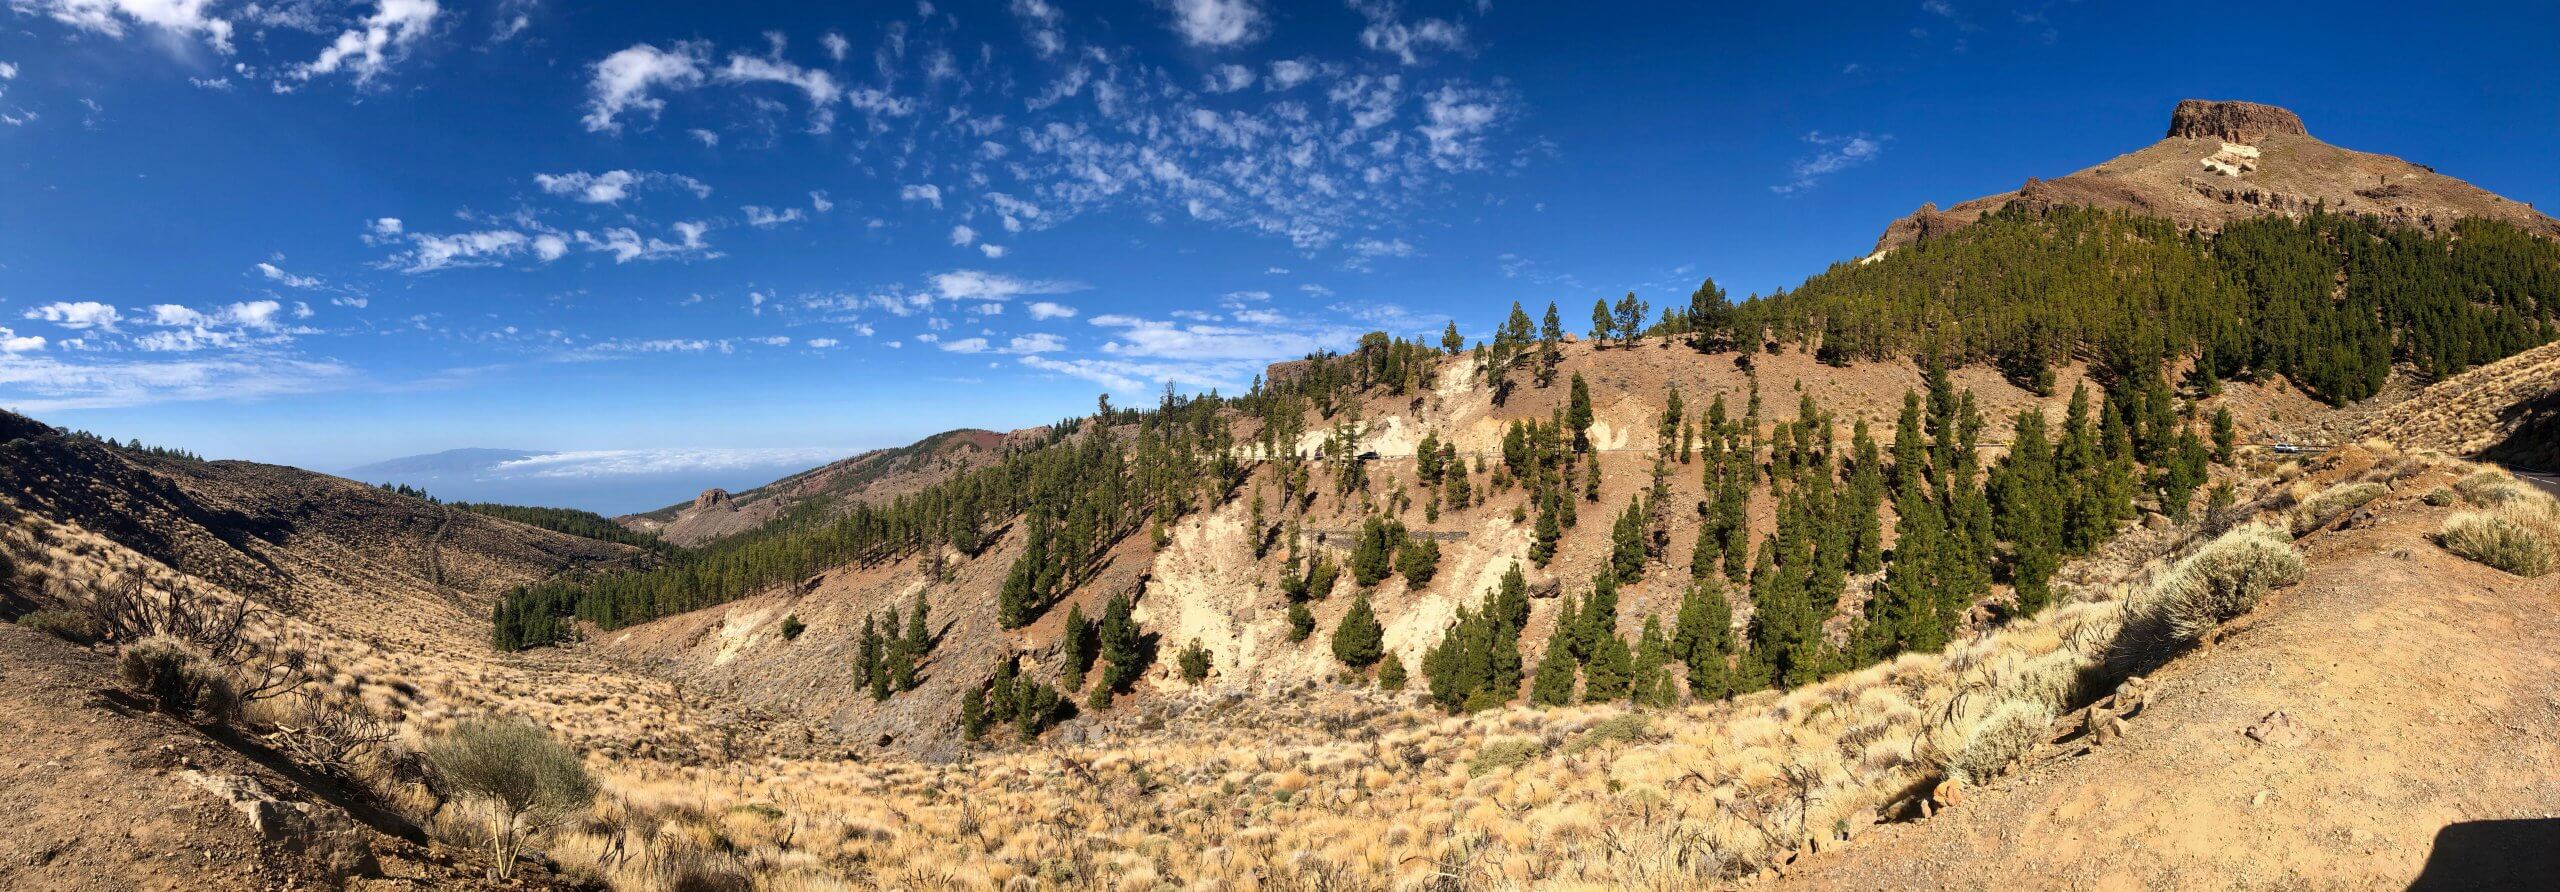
[1869,99,2560,257]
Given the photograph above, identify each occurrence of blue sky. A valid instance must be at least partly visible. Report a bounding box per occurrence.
[2,0,2555,488]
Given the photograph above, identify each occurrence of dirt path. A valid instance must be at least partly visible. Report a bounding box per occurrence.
[1772,492,2560,890]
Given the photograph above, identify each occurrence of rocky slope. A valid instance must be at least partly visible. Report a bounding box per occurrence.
[576,342,2327,759]
[1775,455,2560,889]
[1869,99,2560,256]
[2354,339,2560,469]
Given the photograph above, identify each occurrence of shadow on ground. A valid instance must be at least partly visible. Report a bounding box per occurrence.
[2406,819,2560,891]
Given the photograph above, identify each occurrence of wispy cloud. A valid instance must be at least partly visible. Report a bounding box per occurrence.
[1771,131,1889,194]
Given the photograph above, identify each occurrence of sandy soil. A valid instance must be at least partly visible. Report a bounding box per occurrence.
[1773,471,2560,890]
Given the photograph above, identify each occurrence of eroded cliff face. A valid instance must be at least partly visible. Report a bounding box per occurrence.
[2165,98,2308,143]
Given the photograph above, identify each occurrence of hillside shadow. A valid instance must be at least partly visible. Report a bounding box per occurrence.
[2406,819,2560,891]
[2479,388,2560,470]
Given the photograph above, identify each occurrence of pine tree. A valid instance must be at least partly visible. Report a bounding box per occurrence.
[1610,497,1648,583]
[1287,601,1316,642]
[1578,573,1620,662]
[2210,406,2238,464]
[1178,640,1212,683]
[1095,593,1140,696]
[1846,418,1887,573]
[1530,624,1578,706]
[1671,579,1733,700]
[1582,630,1633,702]
[1378,652,1408,691]
[1531,493,1562,567]
[1397,536,1441,585]
[1590,299,1614,348]
[1332,591,1385,667]
[1631,616,1677,707]
[1567,374,1595,453]
[853,615,881,690]
[1351,515,1401,587]
[1059,604,1091,690]
[1991,409,2065,616]
[1441,320,1464,356]
[905,590,932,652]
[960,683,988,741]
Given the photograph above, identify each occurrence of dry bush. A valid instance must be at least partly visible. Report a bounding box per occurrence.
[12,606,98,643]
[119,635,239,723]
[2291,481,2388,534]
[2115,524,2304,668]
[2454,470,2529,506]
[1469,737,1543,775]
[2440,506,2556,577]
[1940,699,2052,785]
[263,692,397,782]
[1560,712,1651,756]
[426,717,600,878]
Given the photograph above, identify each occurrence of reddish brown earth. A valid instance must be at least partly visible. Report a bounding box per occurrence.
[1773,463,2560,890]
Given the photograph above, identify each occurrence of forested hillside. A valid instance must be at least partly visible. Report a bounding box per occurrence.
[1728,207,2559,403]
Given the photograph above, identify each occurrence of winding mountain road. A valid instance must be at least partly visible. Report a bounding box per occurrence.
[2509,466,2560,500]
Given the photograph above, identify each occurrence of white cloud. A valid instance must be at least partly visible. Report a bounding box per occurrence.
[1027,300,1078,320]
[1771,131,1888,194]
[1163,0,1264,48]
[0,351,353,411]
[0,326,45,353]
[1203,63,1255,93]
[949,224,976,246]
[1010,0,1066,58]
[19,0,237,53]
[582,41,708,133]
[534,169,711,204]
[370,217,404,237]
[900,183,943,208]
[821,30,850,62]
[1007,332,1065,353]
[295,0,440,86]
[716,50,843,131]
[1344,237,1415,270]
[937,336,988,353]
[1351,0,1467,65]
[688,127,720,147]
[742,205,805,228]
[978,243,1006,258]
[572,220,717,264]
[1266,58,1318,90]
[392,228,532,272]
[1418,85,1501,168]
[485,447,847,479]
[928,269,1081,301]
[808,190,833,212]
[23,300,122,331]
[256,261,323,288]
[805,337,840,348]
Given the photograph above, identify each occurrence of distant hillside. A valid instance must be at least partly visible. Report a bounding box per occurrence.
[620,428,1023,547]
[344,447,542,478]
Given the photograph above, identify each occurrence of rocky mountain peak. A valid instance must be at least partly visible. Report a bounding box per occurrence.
[2166,99,2308,143]
[693,488,734,511]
